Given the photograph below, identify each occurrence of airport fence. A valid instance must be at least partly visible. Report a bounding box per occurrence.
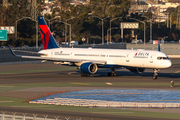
[0,112,96,120]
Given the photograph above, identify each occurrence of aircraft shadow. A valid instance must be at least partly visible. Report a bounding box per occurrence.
[91,70,180,78]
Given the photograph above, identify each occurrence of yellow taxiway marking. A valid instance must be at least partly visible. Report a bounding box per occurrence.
[71,82,89,85]
[174,71,180,73]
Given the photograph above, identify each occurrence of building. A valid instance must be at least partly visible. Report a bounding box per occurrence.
[129,1,149,15]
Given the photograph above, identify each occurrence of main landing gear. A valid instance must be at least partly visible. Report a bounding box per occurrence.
[81,72,90,77]
[108,68,117,76]
[153,68,159,80]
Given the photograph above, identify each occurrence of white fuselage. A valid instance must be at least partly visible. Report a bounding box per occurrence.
[39,48,172,69]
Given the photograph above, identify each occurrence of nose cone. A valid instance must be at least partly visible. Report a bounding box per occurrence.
[164,60,172,68]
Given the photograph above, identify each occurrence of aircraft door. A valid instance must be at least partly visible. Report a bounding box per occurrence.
[150,55,153,63]
[126,54,129,62]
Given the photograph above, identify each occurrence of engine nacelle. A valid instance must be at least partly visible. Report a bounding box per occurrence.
[80,62,98,74]
[128,68,145,74]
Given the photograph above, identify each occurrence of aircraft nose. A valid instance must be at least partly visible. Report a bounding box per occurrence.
[164,60,172,68]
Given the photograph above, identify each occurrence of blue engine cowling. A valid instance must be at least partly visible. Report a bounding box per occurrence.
[128,68,145,74]
[80,62,98,74]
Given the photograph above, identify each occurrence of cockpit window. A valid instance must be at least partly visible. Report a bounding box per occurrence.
[157,57,169,60]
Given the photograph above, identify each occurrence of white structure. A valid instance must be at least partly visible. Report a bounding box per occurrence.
[41,6,52,16]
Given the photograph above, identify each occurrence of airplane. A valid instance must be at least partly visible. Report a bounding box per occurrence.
[8,16,172,79]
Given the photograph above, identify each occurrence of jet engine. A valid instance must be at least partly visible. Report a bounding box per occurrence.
[80,62,98,74]
[128,68,145,74]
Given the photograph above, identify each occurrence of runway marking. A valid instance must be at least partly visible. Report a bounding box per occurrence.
[105,82,113,85]
[68,72,80,76]
[71,82,89,85]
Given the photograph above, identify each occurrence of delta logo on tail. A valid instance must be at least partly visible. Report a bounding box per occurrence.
[38,16,59,49]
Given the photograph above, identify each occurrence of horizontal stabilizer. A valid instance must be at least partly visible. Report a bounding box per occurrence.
[12,50,47,56]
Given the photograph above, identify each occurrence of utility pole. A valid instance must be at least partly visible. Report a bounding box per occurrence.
[31,0,38,20]
[177,2,180,29]
[167,13,169,28]
[31,0,38,47]
[3,0,12,8]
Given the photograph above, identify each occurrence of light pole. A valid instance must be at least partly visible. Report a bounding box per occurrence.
[54,20,71,46]
[128,18,146,44]
[16,17,38,48]
[170,13,172,32]
[142,16,153,43]
[107,27,118,44]
[65,17,76,44]
[90,16,110,44]
[110,17,122,43]
[44,16,61,30]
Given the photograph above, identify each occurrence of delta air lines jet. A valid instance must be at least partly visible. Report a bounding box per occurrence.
[8,16,172,79]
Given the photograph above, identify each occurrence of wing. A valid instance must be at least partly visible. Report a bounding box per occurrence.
[8,45,106,65]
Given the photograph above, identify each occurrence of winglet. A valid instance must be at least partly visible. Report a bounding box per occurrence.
[158,44,161,51]
[8,45,16,56]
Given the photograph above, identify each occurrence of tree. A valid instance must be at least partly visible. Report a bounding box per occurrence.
[143,12,153,19]
[81,31,91,44]
[113,34,121,42]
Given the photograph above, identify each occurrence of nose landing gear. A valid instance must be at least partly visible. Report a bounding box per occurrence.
[108,68,117,76]
[153,68,159,80]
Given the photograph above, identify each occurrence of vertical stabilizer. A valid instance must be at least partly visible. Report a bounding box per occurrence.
[158,44,161,51]
[38,16,59,49]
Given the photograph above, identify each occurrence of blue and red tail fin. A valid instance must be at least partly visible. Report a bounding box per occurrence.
[38,16,59,49]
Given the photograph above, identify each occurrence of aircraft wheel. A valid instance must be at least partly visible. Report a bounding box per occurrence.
[81,73,86,77]
[113,73,117,76]
[108,72,111,76]
[153,75,157,80]
[86,74,90,77]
